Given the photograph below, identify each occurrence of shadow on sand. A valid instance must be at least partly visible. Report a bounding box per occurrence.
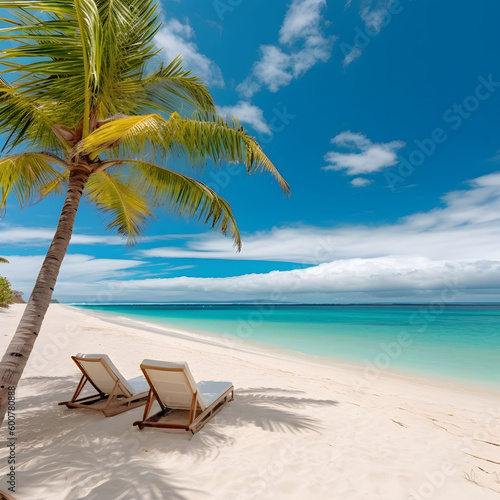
[3,378,338,499]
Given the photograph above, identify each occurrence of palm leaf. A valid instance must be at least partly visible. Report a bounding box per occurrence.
[0,152,67,210]
[40,169,70,198]
[97,159,242,248]
[137,56,216,115]
[74,0,103,137]
[84,169,153,242]
[0,78,64,152]
[74,113,290,194]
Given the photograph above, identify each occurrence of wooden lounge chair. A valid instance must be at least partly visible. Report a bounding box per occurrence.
[59,354,149,417]
[133,359,234,434]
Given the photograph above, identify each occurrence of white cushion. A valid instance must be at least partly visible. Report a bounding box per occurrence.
[197,381,233,407]
[126,375,150,395]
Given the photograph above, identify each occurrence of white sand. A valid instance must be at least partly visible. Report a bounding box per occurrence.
[0,304,499,500]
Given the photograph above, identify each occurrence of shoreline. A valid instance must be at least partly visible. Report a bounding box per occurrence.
[69,304,500,399]
[1,304,500,499]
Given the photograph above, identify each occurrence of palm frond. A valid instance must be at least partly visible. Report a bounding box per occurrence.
[0,78,64,152]
[0,10,88,132]
[98,159,242,248]
[0,152,67,210]
[92,0,160,117]
[84,169,154,242]
[72,114,163,160]
[136,56,216,115]
[74,113,290,194]
[40,168,70,198]
[0,257,9,263]
[74,0,103,137]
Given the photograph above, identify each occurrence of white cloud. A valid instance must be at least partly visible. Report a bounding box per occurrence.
[140,172,500,265]
[29,256,500,303]
[323,131,405,175]
[0,226,126,246]
[279,0,328,44]
[0,226,189,247]
[98,257,500,297]
[1,254,146,297]
[360,0,393,33]
[351,177,373,187]
[342,45,362,66]
[235,79,262,100]
[237,0,334,97]
[155,19,224,87]
[251,46,294,93]
[217,101,271,135]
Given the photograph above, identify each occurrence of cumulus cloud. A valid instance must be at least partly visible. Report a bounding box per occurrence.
[155,19,224,87]
[351,177,373,187]
[248,46,294,94]
[217,101,271,134]
[279,0,329,44]
[323,131,405,175]
[237,0,334,97]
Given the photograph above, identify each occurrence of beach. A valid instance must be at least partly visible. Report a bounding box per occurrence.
[1,304,500,500]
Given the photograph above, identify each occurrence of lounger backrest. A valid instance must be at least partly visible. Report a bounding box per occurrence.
[140,360,206,411]
[73,354,134,397]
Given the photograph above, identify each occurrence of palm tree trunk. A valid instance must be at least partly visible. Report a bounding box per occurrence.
[0,168,90,426]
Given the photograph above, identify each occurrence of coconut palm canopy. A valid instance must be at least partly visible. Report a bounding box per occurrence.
[0,0,289,247]
[0,0,289,425]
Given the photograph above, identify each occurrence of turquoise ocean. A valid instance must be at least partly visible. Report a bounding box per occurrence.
[74,304,500,388]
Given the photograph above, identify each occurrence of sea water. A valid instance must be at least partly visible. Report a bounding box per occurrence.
[74,304,500,388]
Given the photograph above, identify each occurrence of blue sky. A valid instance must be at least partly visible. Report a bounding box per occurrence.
[2,0,500,303]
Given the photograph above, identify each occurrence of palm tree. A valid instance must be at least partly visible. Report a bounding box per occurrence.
[0,0,289,424]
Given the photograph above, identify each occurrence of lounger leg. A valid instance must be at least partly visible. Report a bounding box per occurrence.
[133,390,155,429]
[58,375,106,409]
[188,392,197,427]
[70,375,88,402]
[102,380,120,411]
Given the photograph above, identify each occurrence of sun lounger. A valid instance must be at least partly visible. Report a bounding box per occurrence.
[59,354,149,417]
[133,360,234,434]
